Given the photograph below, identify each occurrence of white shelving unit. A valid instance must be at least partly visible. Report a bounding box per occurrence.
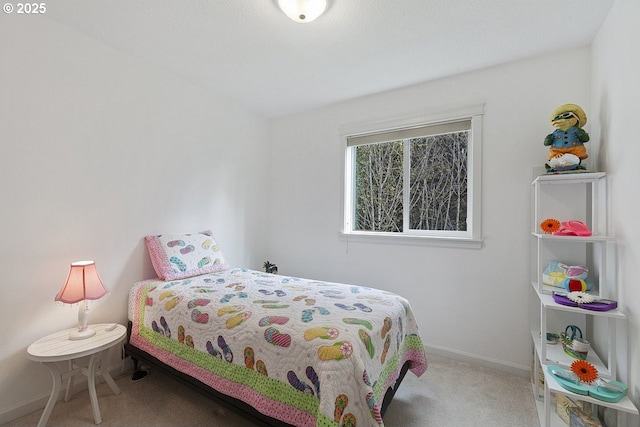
[529,171,638,427]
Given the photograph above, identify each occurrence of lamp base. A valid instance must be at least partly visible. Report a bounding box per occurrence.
[69,327,96,340]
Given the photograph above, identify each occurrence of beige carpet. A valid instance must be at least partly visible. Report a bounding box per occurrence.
[4,355,539,427]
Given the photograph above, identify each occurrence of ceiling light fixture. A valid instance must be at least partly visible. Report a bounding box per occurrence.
[278,0,327,23]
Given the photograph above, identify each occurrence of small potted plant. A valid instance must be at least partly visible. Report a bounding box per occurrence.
[263,261,278,274]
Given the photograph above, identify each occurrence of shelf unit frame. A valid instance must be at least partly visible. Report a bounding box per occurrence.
[529,171,638,427]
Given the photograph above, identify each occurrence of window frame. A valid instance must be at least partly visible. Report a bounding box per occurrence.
[340,105,483,248]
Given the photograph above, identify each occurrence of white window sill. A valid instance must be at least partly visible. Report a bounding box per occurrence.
[338,232,482,249]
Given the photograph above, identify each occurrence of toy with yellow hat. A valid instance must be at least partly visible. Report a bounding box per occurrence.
[544,104,589,172]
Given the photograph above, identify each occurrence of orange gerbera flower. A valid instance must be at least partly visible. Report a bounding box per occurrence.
[540,218,561,234]
[571,359,598,383]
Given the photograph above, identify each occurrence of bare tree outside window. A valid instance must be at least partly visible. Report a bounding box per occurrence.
[352,130,468,233]
[354,141,403,232]
[409,132,468,231]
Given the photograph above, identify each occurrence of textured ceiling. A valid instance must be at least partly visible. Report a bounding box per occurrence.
[45,0,615,118]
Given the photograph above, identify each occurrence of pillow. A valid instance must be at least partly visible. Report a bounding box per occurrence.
[145,230,229,280]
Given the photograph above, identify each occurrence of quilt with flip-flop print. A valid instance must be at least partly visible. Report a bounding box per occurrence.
[128,268,427,427]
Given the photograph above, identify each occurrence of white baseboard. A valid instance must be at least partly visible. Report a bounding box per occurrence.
[0,361,134,425]
[424,344,531,378]
[0,398,47,426]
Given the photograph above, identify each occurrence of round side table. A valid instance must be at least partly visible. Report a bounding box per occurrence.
[27,323,126,426]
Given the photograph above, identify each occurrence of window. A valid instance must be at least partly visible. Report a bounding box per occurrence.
[341,105,483,247]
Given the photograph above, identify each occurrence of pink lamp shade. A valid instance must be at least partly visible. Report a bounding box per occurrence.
[55,260,107,304]
[55,260,107,340]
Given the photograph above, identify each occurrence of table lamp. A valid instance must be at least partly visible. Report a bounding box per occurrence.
[55,260,107,340]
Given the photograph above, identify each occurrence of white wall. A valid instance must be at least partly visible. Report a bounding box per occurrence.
[268,48,593,374]
[592,0,640,424]
[0,17,269,419]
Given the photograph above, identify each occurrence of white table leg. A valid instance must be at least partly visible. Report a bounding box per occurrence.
[87,354,102,424]
[98,361,121,396]
[64,360,73,402]
[38,362,63,427]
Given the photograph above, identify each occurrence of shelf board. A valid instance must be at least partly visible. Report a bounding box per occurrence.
[531,232,612,242]
[540,360,639,415]
[531,283,626,319]
[532,171,606,185]
[531,331,610,377]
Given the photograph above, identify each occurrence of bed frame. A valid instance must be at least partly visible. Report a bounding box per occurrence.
[124,321,410,427]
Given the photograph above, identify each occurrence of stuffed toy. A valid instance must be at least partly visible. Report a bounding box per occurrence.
[544,104,589,171]
[543,261,591,291]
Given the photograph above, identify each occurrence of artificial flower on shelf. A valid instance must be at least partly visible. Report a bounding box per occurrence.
[540,218,561,234]
[567,291,596,304]
[571,359,599,383]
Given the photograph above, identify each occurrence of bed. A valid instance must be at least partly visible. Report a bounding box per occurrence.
[124,230,428,427]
